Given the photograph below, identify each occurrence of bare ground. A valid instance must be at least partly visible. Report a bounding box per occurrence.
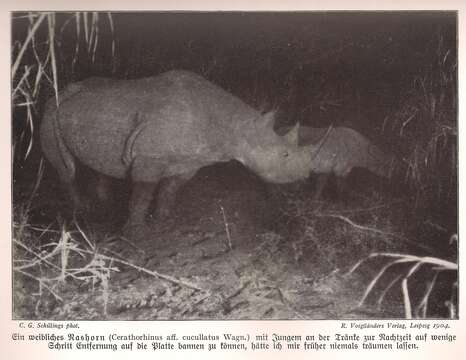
[13,161,435,320]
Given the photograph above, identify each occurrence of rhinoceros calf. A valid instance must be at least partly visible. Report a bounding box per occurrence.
[297,125,396,199]
[40,70,312,228]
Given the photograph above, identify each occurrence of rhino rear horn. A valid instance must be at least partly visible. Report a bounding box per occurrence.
[258,110,276,131]
[284,122,300,146]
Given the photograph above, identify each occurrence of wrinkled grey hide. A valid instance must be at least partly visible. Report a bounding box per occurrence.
[40,70,311,226]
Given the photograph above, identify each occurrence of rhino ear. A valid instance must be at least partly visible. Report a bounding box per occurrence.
[284,122,300,146]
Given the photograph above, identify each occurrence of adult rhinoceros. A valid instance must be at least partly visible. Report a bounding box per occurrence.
[40,70,311,227]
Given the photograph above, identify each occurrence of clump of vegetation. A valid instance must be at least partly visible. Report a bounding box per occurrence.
[386,33,457,212]
[13,204,208,319]
[12,12,115,166]
[349,244,458,319]
[13,207,117,318]
[273,189,404,269]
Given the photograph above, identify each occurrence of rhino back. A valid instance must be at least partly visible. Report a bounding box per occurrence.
[126,71,261,171]
[55,71,260,178]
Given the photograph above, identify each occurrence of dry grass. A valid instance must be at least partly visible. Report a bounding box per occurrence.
[274,184,457,318]
[349,245,458,319]
[13,214,117,317]
[274,187,405,270]
[384,34,457,207]
[12,12,115,163]
[13,204,207,318]
[12,15,118,317]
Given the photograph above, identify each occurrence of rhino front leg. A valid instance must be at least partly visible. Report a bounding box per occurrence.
[83,173,113,220]
[128,181,159,226]
[154,174,193,220]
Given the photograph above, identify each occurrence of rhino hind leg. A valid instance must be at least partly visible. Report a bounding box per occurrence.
[61,180,82,213]
[84,173,115,221]
[51,154,84,216]
[127,156,165,227]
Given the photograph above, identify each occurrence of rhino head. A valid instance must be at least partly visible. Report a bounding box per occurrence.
[236,112,311,184]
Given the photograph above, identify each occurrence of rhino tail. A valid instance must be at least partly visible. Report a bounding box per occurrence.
[122,112,146,166]
[52,107,77,183]
[45,81,89,182]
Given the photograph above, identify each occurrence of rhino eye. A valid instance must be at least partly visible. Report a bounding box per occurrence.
[282,150,289,158]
